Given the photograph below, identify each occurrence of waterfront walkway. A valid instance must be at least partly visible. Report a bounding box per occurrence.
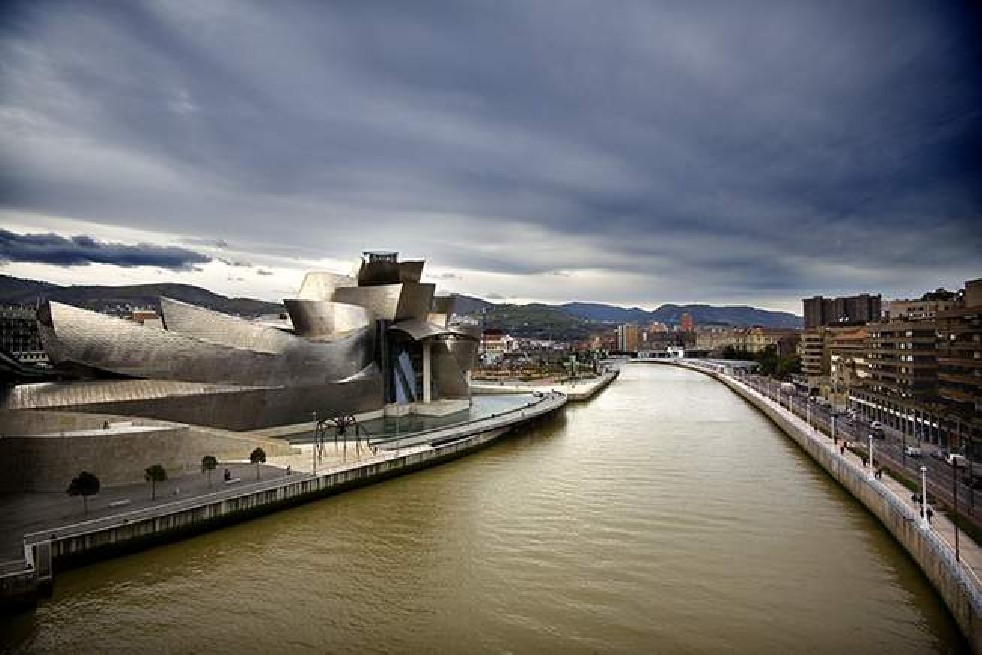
[471,370,618,401]
[681,361,982,586]
[0,391,565,567]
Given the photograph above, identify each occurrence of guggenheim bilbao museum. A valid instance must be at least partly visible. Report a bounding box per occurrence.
[2,252,479,431]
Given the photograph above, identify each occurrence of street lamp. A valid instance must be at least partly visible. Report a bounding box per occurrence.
[311,410,318,475]
[920,465,929,528]
[868,433,875,478]
[952,457,960,561]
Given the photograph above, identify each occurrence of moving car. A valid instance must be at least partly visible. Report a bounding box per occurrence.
[904,446,922,458]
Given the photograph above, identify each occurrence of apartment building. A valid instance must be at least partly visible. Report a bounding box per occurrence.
[828,326,867,409]
[936,279,981,452]
[804,293,881,328]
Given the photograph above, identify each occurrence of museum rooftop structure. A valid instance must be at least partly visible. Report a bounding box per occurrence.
[1,252,479,430]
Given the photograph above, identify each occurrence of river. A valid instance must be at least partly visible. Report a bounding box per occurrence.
[0,364,968,653]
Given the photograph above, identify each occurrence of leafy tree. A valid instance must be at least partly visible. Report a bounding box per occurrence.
[250,447,266,480]
[145,463,167,500]
[201,455,218,486]
[67,471,100,515]
[776,354,801,379]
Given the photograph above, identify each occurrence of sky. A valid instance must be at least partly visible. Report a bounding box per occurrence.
[1,1,980,314]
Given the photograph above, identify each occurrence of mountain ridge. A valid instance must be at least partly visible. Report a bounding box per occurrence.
[0,274,802,329]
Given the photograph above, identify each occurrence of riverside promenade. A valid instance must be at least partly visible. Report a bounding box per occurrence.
[0,391,566,611]
[663,359,982,651]
[471,369,618,401]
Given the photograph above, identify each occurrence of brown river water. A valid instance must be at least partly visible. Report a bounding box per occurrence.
[0,364,968,653]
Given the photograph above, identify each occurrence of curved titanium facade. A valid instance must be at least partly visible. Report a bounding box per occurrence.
[333,283,435,321]
[39,301,374,386]
[160,297,297,353]
[284,299,372,338]
[297,271,357,301]
[20,252,475,429]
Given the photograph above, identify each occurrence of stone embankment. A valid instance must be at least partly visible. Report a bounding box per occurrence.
[0,391,566,613]
[670,360,982,652]
[471,369,618,401]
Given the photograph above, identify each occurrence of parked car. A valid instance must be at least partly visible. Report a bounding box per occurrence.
[946,454,969,468]
[904,446,922,458]
[870,420,883,430]
[931,449,949,461]
[963,474,982,490]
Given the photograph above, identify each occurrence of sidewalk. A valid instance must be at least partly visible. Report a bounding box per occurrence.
[0,446,376,563]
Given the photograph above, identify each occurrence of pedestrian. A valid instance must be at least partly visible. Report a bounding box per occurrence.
[840,445,845,455]
[286,465,291,476]
[926,507,934,524]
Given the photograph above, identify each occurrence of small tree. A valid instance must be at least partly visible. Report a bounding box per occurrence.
[250,447,266,480]
[145,463,167,500]
[201,455,218,486]
[67,471,100,516]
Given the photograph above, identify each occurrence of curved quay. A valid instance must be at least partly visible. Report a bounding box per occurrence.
[17,392,568,574]
[650,359,982,652]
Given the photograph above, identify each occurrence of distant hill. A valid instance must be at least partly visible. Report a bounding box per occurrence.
[650,304,801,329]
[0,274,283,317]
[561,302,654,325]
[561,301,801,329]
[450,293,494,315]
[0,273,802,331]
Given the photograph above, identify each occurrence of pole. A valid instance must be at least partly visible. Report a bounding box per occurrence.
[832,414,836,445]
[902,425,906,470]
[869,432,875,477]
[953,459,960,561]
[921,466,929,528]
[807,401,811,430]
[312,411,317,475]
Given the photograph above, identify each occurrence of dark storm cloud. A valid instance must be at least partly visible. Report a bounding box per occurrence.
[0,229,211,270]
[0,1,979,305]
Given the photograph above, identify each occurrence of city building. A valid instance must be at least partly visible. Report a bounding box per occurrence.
[130,309,163,329]
[803,293,881,328]
[936,279,981,453]
[828,326,867,409]
[481,329,515,364]
[615,324,642,352]
[0,306,46,364]
[679,313,695,333]
[799,328,829,393]
[884,292,957,321]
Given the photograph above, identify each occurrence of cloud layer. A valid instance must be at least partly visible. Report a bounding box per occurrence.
[0,229,211,270]
[1,1,979,308]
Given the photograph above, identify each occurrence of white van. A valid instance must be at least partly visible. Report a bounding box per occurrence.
[947,454,969,468]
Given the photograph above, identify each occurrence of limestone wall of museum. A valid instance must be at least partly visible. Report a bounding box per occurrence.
[0,410,295,492]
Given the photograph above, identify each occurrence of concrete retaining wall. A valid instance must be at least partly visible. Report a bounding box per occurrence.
[686,364,982,651]
[0,410,295,492]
